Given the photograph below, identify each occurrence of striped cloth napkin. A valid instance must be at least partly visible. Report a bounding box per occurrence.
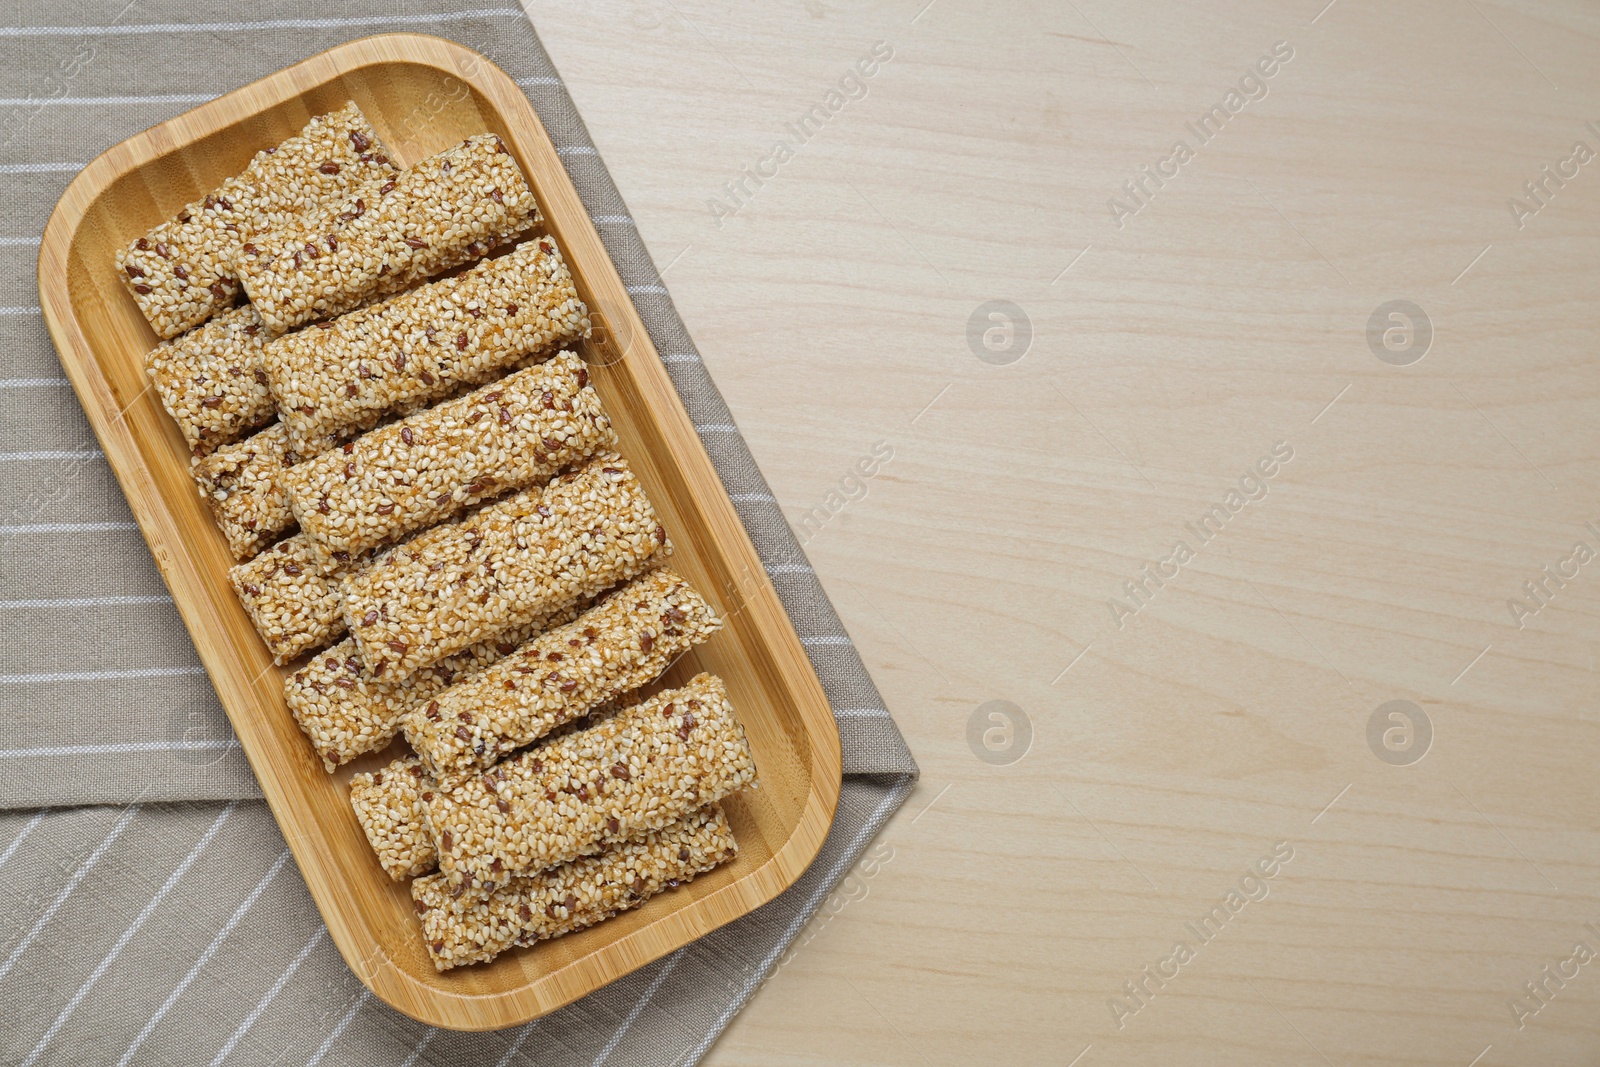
[0,2,918,1064]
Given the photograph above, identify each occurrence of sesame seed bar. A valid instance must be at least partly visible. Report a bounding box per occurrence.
[350,757,437,880]
[286,606,579,773]
[413,804,737,971]
[192,350,559,566]
[228,534,353,664]
[261,237,585,456]
[347,697,633,883]
[284,351,613,569]
[144,305,273,455]
[234,134,540,335]
[116,102,398,339]
[348,695,641,879]
[341,451,670,682]
[425,672,755,889]
[406,568,721,779]
[191,423,301,561]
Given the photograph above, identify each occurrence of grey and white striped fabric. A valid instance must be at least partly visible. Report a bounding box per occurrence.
[0,2,917,1063]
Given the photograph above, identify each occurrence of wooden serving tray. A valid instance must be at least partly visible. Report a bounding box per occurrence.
[37,33,840,1030]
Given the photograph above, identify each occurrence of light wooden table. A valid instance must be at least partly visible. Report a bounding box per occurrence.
[526,1,1600,1062]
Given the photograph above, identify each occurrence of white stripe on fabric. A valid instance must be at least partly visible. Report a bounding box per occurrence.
[693,424,738,434]
[800,635,851,646]
[834,707,892,719]
[0,740,237,759]
[765,563,814,575]
[0,236,41,246]
[625,285,666,295]
[590,215,634,225]
[729,492,776,503]
[0,810,47,874]
[0,163,79,173]
[0,666,206,684]
[306,989,373,1067]
[0,594,172,609]
[556,146,597,156]
[0,9,527,36]
[397,1029,438,1067]
[514,76,561,87]
[0,449,102,461]
[209,927,327,1067]
[660,352,700,364]
[0,93,216,106]
[0,804,140,983]
[0,306,42,315]
[0,377,69,388]
[592,950,685,1066]
[492,1022,542,1067]
[22,803,237,1067]
[118,849,294,1067]
[0,521,137,535]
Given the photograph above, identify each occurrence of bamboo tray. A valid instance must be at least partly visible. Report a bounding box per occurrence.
[37,33,841,1030]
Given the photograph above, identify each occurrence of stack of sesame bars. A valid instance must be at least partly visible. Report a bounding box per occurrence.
[120,102,756,971]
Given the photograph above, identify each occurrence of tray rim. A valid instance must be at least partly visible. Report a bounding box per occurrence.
[36,32,841,1030]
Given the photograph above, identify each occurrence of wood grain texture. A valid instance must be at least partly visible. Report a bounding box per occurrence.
[521,0,1600,1063]
[36,33,841,1031]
